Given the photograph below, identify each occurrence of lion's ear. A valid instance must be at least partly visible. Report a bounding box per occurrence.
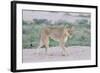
[70,26,75,31]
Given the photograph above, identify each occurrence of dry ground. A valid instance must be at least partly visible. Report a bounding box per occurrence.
[22,46,91,63]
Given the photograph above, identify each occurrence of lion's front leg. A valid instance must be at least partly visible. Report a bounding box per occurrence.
[43,36,49,55]
[59,41,68,56]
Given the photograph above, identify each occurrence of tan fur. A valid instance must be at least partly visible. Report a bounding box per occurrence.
[37,26,74,56]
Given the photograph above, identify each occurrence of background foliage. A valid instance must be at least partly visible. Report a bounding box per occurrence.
[22,18,91,49]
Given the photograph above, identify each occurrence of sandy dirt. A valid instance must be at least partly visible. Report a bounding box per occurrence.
[22,46,91,63]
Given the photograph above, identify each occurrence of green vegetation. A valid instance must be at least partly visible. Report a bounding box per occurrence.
[22,19,91,49]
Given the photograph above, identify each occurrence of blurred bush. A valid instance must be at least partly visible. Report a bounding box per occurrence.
[22,19,91,49]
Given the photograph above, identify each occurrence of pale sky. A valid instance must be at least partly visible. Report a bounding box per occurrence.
[23,10,90,24]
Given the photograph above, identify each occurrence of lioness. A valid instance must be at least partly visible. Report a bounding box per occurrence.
[37,26,74,56]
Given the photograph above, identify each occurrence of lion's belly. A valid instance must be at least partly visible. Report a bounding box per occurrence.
[49,33,68,42]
